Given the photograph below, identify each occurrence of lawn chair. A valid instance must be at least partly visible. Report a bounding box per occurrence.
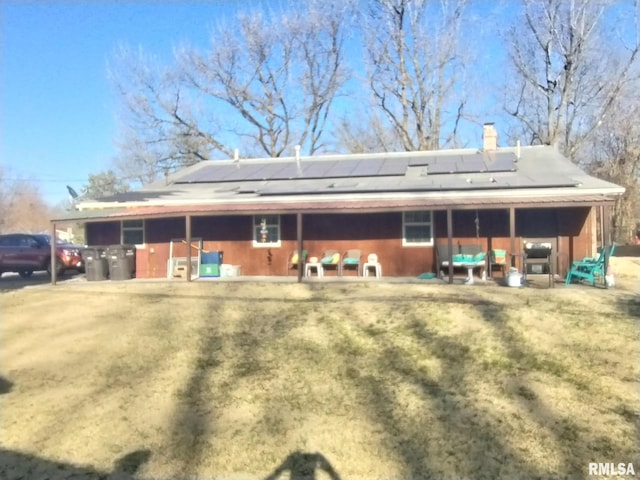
[489,249,507,278]
[320,249,341,276]
[363,253,382,278]
[565,245,615,286]
[286,249,308,276]
[341,249,362,276]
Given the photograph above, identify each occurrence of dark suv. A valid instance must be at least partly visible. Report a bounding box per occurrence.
[0,233,84,278]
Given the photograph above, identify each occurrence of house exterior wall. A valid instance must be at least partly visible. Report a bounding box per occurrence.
[85,206,594,279]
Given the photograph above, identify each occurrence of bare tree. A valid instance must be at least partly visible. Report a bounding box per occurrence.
[0,167,51,234]
[505,0,640,160]
[109,46,224,182]
[334,114,405,153]
[363,0,467,151]
[109,1,351,181]
[178,2,350,157]
[589,91,640,243]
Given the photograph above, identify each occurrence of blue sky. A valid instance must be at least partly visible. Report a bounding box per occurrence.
[2,1,635,206]
[1,1,253,205]
[2,0,510,207]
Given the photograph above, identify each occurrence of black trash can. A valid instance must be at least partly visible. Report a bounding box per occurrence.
[106,245,136,281]
[81,247,109,281]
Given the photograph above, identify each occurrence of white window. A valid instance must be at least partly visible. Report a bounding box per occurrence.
[253,215,281,247]
[122,219,144,245]
[402,211,433,246]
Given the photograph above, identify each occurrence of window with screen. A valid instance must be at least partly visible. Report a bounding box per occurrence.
[402,211,433,246]
[122,220,144,245]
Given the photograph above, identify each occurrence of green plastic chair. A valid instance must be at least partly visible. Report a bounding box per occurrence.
[565,245,615,286]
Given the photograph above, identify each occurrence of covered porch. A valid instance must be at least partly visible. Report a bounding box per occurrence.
[50,195,615,287]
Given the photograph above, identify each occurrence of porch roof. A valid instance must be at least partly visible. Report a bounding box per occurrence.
[53,192,615,223]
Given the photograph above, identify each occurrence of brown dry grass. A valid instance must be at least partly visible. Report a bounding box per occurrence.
[1,257,639,479]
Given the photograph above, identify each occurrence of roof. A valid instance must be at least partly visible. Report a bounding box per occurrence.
[54,145,624,222]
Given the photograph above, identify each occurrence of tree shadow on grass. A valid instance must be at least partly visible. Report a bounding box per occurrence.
[168,305,224,476]
[0,448,151,479]
[0,375,13,394]
[470,293,637,478]
[167,298,306,475]
[614,292,640,319]
[350,320,542,480]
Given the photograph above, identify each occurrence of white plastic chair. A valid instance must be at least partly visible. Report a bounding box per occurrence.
[363,253,382,278]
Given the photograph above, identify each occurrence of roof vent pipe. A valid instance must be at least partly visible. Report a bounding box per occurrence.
[295,145,302,176]
[234,148,240,168]
[516,140,521,160]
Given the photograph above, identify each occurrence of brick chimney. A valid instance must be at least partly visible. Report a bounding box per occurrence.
[483,123,498,151]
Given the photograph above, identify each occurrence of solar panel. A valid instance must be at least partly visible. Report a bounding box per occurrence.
[377,158,409,175]
[426,158,457,174]
[259,162,293,179]
[217,164,252,180]
[271,163,301,179]
[350,158,386,176]
[174,164,234,183]
[218,164,260,182]
[173,151,519,185]
[301,161,337,178]
[486,152,517,172]
[325,160,359,177]
[456,154,486,173]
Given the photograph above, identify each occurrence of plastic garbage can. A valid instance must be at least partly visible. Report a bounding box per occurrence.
[81,247,109,281]
[106,245,136,280]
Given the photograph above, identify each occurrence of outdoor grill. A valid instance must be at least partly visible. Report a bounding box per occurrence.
[523,241,554,287]
[524,242,552,260]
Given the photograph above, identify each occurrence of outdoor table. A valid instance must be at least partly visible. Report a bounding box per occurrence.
[304,262,323,278]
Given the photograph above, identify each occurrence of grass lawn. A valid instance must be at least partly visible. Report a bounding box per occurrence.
[1,257,639,479]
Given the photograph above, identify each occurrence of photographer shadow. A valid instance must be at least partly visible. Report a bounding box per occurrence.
[264,451,341,480]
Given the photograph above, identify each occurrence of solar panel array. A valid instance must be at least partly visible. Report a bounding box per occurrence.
[174,152,517,184]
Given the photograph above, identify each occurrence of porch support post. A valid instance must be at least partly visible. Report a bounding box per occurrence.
[509,207,516,268]
[296,212,303,283]
[603,204,611,275]
[185,215,192,282]
[599,205,606,248]
[446,208,454,284]
[50,222,57,285]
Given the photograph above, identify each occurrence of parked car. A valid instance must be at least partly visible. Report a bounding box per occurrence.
[0,233,84,278]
